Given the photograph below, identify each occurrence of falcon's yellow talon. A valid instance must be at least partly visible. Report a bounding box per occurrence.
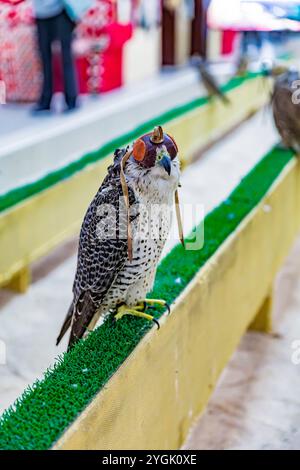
[114,304,159,329]
[144,299,171,314]
[134,302,147,312]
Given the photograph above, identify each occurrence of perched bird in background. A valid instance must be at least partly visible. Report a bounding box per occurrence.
[57,126,183,350]
[191,55,231,106]
[271,67,300,153]
[235,56,249,77]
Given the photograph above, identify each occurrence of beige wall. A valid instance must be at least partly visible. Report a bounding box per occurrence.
[123,27,161,85]
[207,28,223,61]
[175,4,192,65]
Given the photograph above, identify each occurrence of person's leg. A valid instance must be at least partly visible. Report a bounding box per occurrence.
[56,11,78,109]
[241,32,248,56]
[36,18,53,108]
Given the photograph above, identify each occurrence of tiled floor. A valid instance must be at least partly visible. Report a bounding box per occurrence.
[183,237,300,450]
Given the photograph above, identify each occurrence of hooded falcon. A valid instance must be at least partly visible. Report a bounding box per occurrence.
[271,66,300,153]
[57,126,182,350]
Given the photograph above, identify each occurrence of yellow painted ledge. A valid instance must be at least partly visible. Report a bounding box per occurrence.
[0,75,271,291]
[53,159,300,450]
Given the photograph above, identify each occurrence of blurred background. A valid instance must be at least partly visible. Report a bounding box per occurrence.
[1,0,300,450]
[1,0,300,109]
[1,0,300,190]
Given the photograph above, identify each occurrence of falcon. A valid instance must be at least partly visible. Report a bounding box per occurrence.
[57,126,183,350]
[271,66,300,153]
[235,56,249,77]
[191,55,231,106]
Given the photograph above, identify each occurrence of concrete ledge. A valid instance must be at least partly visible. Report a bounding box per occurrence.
[0,74,271,291]
[0,69,205,195]
[53,159,300,450]
[0,159,108,288]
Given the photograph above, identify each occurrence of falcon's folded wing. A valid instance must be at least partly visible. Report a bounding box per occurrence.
[57,162,136,349]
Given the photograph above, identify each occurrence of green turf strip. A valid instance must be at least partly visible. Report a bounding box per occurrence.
[0,72,262,215]
[0,146,294,450]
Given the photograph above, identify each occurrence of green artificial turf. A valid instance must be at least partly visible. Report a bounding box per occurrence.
[0,146,294,450]
[0,72,262,215]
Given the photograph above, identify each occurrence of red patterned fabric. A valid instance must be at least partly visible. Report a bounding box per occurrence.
[0,0,41,102]
[0,1,25,5]
[76,0,116,39]
[77,23,133,93]
[56,1,133,94]
[74,0,131,94]
[0,0,33,26]
[54,23,133,94]
[0,0,133,101]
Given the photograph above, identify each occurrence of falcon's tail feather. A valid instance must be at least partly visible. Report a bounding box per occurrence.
[67,294,97,351]
[56,303,74,346]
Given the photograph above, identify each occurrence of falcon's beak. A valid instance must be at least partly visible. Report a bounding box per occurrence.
[159,154,171,176]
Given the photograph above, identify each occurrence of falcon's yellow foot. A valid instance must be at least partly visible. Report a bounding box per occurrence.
[114,304,160,329]
[143,299,171,314]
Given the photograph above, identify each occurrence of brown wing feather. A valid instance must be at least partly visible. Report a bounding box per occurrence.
[57,149,136,349]
[272,75,300,151]
[67,292,96,350]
